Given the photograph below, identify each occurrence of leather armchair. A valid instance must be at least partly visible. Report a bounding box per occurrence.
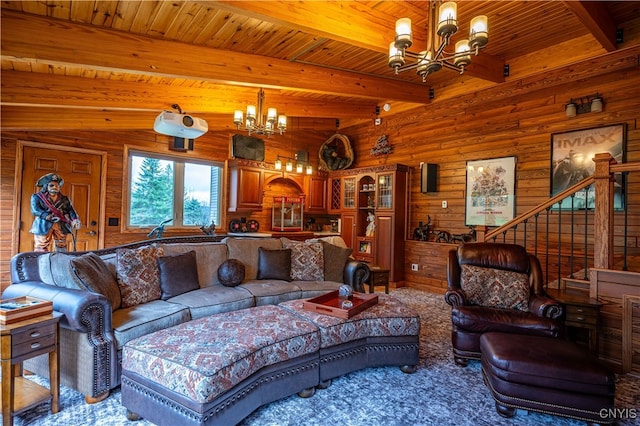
[445,243,562,366]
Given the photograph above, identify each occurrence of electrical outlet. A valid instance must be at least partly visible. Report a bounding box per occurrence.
[441,200,448,208]
[411,263,418,271]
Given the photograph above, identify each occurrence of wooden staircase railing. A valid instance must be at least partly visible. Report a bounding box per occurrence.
[476,153,640,288]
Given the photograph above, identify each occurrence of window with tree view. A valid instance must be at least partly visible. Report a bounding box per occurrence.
[128,153,222,229]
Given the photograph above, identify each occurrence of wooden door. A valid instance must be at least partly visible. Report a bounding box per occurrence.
[19,146,102,252]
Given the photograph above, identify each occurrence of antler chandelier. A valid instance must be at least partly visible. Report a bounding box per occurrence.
[388,0,489,82]
[233,88,287,136]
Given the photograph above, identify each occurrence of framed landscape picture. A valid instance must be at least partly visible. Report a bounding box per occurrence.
[465,156,516,227]
[550,123,626,210]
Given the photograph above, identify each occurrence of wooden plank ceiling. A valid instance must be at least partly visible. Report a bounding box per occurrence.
[1,1,639,133]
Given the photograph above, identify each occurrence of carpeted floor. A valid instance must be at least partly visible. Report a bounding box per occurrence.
[12,288,640,426]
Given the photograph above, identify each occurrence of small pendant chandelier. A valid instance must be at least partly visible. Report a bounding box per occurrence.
[233,88,287,136]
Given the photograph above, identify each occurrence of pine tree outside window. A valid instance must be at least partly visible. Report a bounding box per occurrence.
[128,152,222,229]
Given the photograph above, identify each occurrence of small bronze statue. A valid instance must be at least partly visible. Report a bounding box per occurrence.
[412,216,431,241]
[200,221,216,235]
[147,218,171,239]
[451,226,476,244]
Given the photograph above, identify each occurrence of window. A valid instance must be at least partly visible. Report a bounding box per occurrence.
[128,152,223,229]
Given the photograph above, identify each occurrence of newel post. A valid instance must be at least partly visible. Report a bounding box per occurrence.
[593,153,616,270]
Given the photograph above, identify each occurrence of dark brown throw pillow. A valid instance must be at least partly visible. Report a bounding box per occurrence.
[70,252,122,311]
[257,248,291,281]
[321,240,353,282]
[157,250,200,300]
[218,259,246,287]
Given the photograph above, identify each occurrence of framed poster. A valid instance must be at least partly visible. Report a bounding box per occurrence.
[550,123,626,209]
[465,156,516,227]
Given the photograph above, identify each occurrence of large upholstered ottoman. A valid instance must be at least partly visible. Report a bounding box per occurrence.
[480,332,616,424]
[278,293,420,384]
[120,305,321,426]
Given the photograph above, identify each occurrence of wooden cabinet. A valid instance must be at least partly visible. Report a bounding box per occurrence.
[1,313,62,426]
[329,164,410,284]
[228,160,265,212]
[304,174,328,213]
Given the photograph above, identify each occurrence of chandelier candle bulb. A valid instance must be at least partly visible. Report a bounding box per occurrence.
[388,42,405,68]
[233,110,243,126]
[296,163,303,173]
[267,108,277,123]
[394,18,412,48]
[278,115,287,129]
[454,40,471,68]
[246,105,256,122]
[306,164,313,175]
[469,15,489,48]
[437,2,458,36]
[285,160,293,172]
[275,158,282,170]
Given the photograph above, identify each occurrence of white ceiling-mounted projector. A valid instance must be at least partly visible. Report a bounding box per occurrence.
[153,111,208,139]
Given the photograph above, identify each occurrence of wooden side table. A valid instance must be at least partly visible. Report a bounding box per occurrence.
[1,312,62,426]
[546,287,601,356]
[366,267,390,294]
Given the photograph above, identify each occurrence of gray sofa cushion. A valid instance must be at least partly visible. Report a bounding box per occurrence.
[157,251,200,299]
[167,285,255,320]
[112,300,190,349]
[223,237,282,280]
[257,248,291,281]
[38,252,85,289]
[238,280,302,306]
[293,280,343,298]
[70,252,122,310]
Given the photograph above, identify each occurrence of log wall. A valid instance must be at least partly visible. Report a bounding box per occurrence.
[1,50,640,294]
[343,56,640,292]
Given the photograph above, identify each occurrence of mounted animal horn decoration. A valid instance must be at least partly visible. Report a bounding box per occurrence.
[319,134,354,171]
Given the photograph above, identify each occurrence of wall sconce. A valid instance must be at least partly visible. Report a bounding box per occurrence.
[565,93,603,118]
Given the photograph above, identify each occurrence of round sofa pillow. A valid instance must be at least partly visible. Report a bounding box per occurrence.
[217,259,245,287]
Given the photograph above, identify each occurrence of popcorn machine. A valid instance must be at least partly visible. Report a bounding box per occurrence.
[272,196,303,231]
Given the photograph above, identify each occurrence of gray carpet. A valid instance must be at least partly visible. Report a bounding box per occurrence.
[12,288,640,426]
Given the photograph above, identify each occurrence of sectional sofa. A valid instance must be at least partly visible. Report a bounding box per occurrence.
[4,235,369,402]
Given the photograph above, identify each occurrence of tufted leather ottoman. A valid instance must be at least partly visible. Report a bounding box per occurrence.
[121,305,321,426]
[480,332,615,424]
[279,294,420,384]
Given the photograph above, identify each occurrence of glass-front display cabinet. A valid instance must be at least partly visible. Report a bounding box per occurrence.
[376,172,394,210]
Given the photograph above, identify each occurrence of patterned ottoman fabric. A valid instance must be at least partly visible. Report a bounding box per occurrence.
[278,294,420,348]
[122,305,320,404]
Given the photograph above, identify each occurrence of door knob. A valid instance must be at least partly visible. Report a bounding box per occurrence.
[88,231,96,236]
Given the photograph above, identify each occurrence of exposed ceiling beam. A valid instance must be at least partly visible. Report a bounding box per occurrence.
[0,10,429,104]
[0,105,340,132]
[205,0,504,83]
[0,71,377,119]
[564,0,617,52]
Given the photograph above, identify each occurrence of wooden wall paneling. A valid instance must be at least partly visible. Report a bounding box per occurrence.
[345,65,640,290]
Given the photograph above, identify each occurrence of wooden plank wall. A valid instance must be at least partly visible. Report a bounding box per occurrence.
[591,268,640,373]
[1,51,639,295]
[0,128,329,292]
[344,58,640,293]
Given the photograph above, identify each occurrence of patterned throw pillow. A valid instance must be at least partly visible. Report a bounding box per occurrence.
[282,239,324,281]
[116,245,164,308]
[460,264,530,311]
